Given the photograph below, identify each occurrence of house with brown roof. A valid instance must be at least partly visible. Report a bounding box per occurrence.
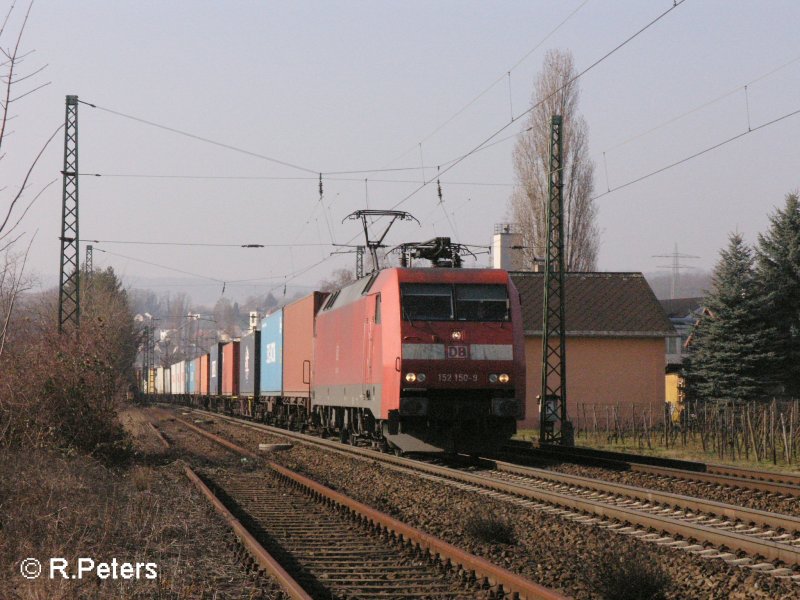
[510,272,675,430]
[659,297,704,366]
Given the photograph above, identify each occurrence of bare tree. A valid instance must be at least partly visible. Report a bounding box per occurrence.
[318,268,356,292]
[0,2,56,357]
[509,49,598,271]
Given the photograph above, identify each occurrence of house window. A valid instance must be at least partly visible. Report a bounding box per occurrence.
[666,336,680,355]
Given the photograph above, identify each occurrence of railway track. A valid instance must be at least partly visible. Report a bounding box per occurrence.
[161,405,800,581]
[500,441,800,497]
[151,410,568,600]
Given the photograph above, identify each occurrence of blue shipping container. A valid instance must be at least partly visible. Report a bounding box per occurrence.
[188,360,197,394]
[259,309,283,396]
[184,361,191,395]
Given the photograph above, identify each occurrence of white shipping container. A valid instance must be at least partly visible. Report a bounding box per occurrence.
[155,367,165,394]
[171,360,187,394]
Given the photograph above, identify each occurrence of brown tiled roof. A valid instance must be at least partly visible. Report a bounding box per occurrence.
[510,272,675,337]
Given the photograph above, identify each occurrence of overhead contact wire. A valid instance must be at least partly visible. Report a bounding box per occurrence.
[387,0,689,212]
[591,106,800,201]
[78,100,320,175]
[94,248,225,283]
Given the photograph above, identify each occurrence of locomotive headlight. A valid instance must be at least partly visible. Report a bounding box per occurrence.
[498,373,510,383]
[488,374,498,383]
[405,372,417,383]
[416,373,426,383]
[451,330,463,341]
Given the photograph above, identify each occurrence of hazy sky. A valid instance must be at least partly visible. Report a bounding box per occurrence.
[5,0,800,302]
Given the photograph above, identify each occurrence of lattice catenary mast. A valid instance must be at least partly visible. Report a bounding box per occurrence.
[58,95,80,333]
[85,244,93,273]
[540,115,573,446]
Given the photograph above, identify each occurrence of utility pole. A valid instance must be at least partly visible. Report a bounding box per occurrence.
[147,321,157,393]
[141,325,150,392]
[540,115,572,446]
[85,244,93,273]
[58,95,80,334]
[653,243,699,299]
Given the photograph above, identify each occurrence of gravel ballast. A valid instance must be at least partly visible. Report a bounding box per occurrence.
[183,411,799,600]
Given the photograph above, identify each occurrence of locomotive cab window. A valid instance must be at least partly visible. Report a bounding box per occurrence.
[401,284,454,320]
[454,284,509,321]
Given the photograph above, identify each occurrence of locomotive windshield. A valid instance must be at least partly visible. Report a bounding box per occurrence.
[401,283,509,321]
[401,283,454,320]
[454,284,509,321]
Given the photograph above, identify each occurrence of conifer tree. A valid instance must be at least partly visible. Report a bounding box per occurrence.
[756,192,800,396]
[684,233,777,401]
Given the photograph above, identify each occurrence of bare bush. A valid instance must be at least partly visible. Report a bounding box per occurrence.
[463,511,516,545]
[593,546,670,600]
[0,267,138,463]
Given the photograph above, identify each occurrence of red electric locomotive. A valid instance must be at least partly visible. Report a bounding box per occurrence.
[312,267,525,453]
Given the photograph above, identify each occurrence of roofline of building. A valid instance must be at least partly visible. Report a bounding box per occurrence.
[510,271,645,278]
[524,330,673,338]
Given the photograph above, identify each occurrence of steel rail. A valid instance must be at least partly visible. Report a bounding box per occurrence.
[170,406,797,529]
[167,407,800,567]
[168,412,570,600]
[629,463,800,497]
[511,443,800,496]
[183,465,313,600]
[150,416,311,599]
[491,460,800,532]
[706,463,800,487]
[147,421,171,449]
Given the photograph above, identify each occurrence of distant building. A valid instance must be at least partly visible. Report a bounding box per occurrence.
[659,297,704,366]
[510,272,675,430]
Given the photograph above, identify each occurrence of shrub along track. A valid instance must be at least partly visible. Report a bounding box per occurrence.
[155,405,800,599]
[150,409,567,600]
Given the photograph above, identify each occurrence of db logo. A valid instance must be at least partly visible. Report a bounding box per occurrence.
[446,345,468,359]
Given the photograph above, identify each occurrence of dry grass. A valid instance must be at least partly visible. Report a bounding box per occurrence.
[0,449,280,599]
[131,466,156,491]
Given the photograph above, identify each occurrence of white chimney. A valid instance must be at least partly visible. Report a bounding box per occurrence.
[491,223,524,271]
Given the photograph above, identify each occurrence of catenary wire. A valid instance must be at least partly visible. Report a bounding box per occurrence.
[592,106,800,201]
[94,248,226,283]
[205,0,689,289]
[381,0,591,168]
[76,4,590,179]
[86,239,331,248]
[386,0,689,213]
[95,1,697,293]
[78,172,514,187]
[78,103,447,178]
[602,52,800,153]
[77,100,320,175]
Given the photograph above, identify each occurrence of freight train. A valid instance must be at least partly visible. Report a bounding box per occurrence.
[153,266,526,454]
